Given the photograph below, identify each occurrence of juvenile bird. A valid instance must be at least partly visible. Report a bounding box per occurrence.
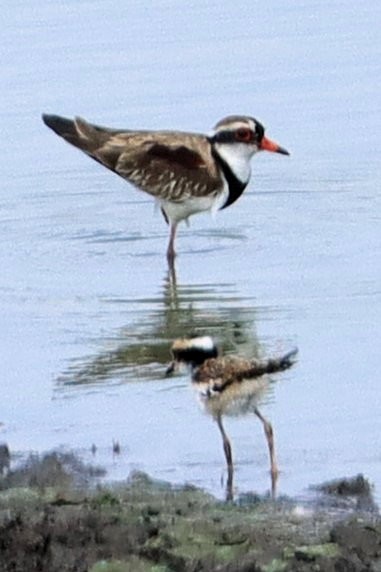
[167,335,297,498]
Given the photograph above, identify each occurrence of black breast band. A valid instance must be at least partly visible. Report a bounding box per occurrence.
[209,139,247,209]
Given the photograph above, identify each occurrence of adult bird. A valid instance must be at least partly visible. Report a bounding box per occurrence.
[42,113,289,266]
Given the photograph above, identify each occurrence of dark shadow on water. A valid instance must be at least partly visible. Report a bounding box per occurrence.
[57,269,262,388]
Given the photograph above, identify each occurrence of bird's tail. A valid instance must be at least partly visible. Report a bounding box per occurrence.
[267,348,298,373]
[41,113,110,155]
[42,114,76,138]
[248,348,298,378]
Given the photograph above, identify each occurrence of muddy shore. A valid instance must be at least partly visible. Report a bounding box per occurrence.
[0,450,380,572]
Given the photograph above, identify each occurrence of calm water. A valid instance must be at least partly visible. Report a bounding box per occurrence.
[2,1,380,500]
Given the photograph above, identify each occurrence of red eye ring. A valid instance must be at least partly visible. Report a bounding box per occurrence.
[235,128,252,142]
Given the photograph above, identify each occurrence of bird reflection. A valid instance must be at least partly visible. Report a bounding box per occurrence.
[57,269,260,388]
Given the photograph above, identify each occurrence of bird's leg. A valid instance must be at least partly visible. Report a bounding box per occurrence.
[166,223,177,269]
[168,261,177,289]
[225,467,234,502]
[254,407,278,497]
[216,414,234,500]
[216,414,233,469]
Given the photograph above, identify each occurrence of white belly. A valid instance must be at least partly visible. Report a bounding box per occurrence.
[160,186,228,224]
[194,377,270,418]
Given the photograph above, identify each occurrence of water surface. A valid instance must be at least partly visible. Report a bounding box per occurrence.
[1,1,380,500]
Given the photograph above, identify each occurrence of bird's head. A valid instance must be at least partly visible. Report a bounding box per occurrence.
[210,115,289,184]
[166,336,218,375]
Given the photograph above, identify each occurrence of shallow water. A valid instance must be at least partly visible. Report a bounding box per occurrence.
[1,1,380,501]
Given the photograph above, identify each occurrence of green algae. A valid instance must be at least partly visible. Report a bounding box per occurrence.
[0,453,380,572]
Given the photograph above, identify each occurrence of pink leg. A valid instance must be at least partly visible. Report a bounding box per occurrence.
[216,414,234,501]
[166,224,177,267]
[254,407,278,497]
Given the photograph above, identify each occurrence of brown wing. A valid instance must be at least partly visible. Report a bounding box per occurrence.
[193,356,254,389]
[194,350,297,391]
[42,114,222,201]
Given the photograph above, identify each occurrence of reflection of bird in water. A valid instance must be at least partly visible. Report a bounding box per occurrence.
[42,113,289,268]
[166,336,297,499]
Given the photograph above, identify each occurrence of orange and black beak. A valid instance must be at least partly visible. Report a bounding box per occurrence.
[260,136,290,156]
[165,361,176,375]
[165,359,181,376]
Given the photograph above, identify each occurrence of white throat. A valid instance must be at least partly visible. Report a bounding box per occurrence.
[214,142,255,184]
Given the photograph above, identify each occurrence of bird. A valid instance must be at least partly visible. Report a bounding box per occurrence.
[166,336,297,499]
[42,113,289,266]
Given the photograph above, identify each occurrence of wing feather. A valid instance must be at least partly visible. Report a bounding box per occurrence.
[43,114,223,200]
[194,350,297,392]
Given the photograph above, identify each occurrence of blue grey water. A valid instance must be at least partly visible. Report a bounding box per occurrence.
[1,1,380,500]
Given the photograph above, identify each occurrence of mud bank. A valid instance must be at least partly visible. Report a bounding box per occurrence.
[0,451,380,572]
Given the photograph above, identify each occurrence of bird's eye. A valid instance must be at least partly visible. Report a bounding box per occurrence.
[235,128,252,142]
